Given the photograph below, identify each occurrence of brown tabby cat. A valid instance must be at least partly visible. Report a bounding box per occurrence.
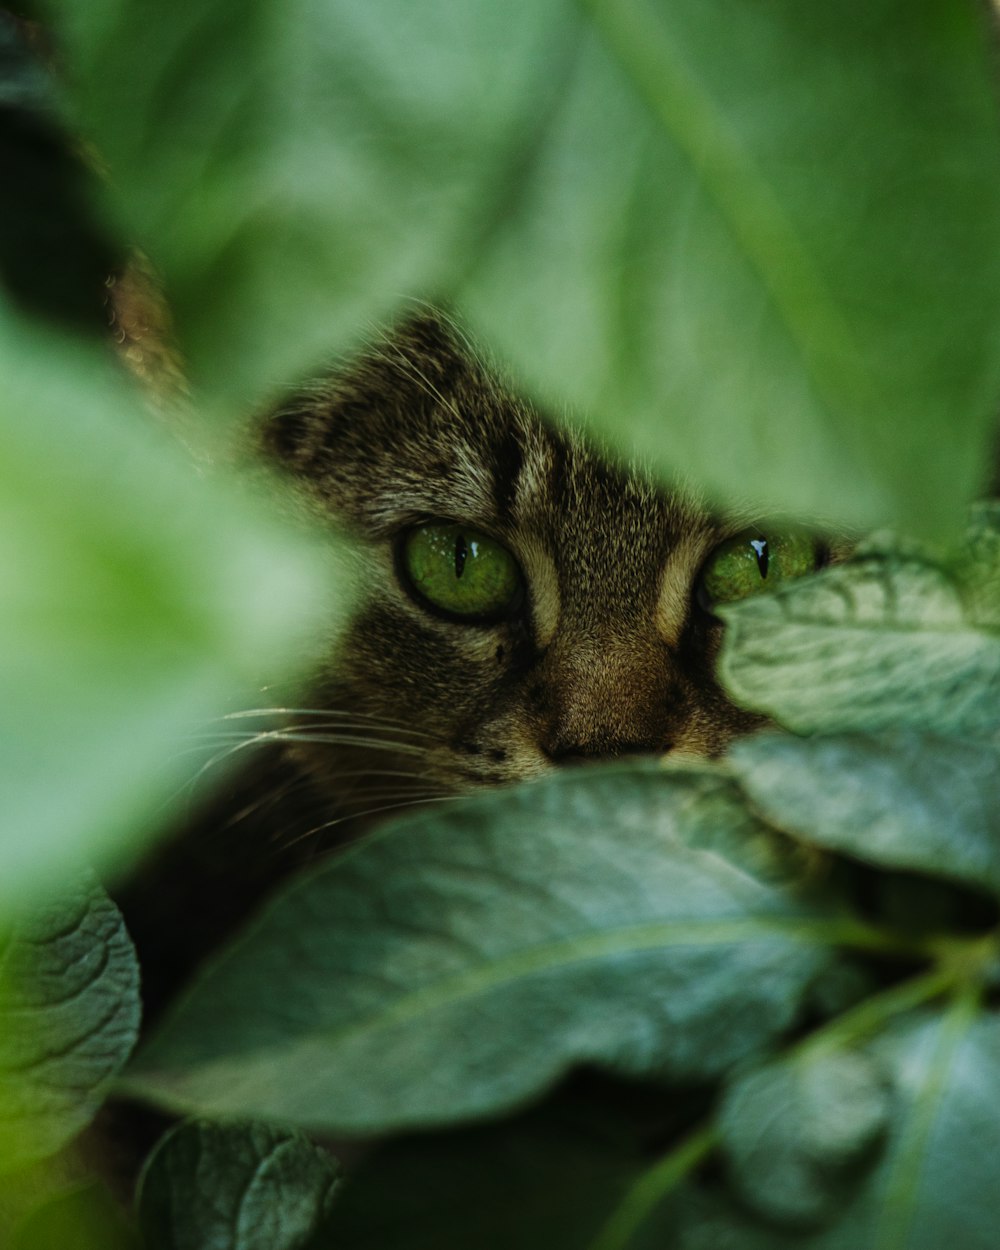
[117,307,830,1018]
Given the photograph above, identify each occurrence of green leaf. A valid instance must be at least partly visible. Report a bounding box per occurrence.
[41,0,571,409]
[0,875,140,1172]
[717,1049,890,1228]
[718,547,1000,735]
[11,1181,140,1250]
[136,1119,340,1250]
[728,732,1000,895]
[121,765,833,1132]
[0,303,344,900]
[44,2,1000,530]
[463,0,1000,535]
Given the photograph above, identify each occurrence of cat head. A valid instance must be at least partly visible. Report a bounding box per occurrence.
[262,312,816,824]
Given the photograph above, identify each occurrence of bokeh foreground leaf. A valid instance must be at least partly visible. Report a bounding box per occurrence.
[43,0,1000,533]
[0,303,344,901]
[123,765,833,1132]
[42,0,570,409]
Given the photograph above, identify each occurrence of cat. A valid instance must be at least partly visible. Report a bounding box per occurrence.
[260,313,772,792]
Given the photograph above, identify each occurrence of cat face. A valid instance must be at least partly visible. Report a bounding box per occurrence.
[263,313,787,824]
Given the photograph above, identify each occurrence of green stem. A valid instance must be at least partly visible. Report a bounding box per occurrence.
[792,964,956,1064]
[586,1120,718,1250]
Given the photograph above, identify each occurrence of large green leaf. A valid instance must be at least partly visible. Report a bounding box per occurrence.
[728,732,1000,895]
[719,546,1000,735]
[43,1,1000,531]
[0,304,343,899]
[121,765,833,1132]
[42,0,571,409]
[0,876,140,1172]
[463,0,1000,534]
[136,1120,340,1250]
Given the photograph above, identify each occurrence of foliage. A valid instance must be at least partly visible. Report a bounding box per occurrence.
[0,874,139,1172]
[136,1120,341,1250]
[2,1,1000,1248]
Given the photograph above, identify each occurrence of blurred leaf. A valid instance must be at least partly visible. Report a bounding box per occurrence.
[42,1,1000,530]
[0,875,140,1172]
[121,765,832,1132]
[10,1181,140,1250]
[717,1049,890,1228]
[0,302,345,900]
[136,1119,340,1250]
[728,732,1000,896]
[41,0,573,409]
[463,0,1000,535]
[719,544,1000,735]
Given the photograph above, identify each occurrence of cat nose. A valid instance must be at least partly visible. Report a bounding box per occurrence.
[534,637,684,765]
[543,736,671,764]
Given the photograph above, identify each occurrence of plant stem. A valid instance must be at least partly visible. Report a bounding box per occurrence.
[585,1120,718,1250]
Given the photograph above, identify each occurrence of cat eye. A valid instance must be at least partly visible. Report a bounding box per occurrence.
[698,527,822,609]
[398,522,522,621]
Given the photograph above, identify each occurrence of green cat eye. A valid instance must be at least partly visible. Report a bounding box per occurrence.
[699,528,821,608]
[400,522,521,620]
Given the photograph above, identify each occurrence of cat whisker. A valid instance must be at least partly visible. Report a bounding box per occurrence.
[188,729,432,757]
[280,792,456,852]
[215,708,433,739]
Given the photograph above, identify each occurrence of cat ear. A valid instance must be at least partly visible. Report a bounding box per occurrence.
[261,404,317,469]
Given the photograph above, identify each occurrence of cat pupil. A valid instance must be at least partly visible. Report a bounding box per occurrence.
[455,534,468,579]
[750,538,769,579]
